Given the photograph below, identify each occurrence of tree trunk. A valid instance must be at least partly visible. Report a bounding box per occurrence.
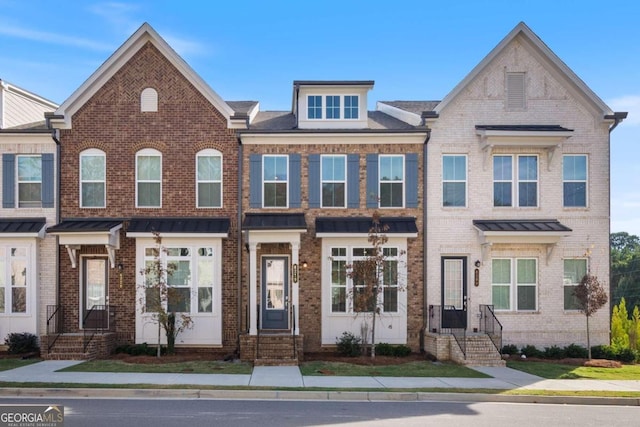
[371,311,376,359]
[586,315,591,360]
[157,318,161,358]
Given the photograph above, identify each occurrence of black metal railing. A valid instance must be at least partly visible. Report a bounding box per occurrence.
[479,304,503,354]
[292,305,297,359]
[428,305,442,334]
[444,305,466,358]
[46,305,63,352]
[82,305,112,353]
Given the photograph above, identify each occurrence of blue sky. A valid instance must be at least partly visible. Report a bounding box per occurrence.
[1,0,638,236]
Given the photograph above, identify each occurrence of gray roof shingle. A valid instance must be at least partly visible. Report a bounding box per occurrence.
[380,101,441,115]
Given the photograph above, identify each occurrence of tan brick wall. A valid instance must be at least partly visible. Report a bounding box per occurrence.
[57,42,239,352]
[425,38,610,348]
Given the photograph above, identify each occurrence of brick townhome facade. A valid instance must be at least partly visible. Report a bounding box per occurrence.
[27,21,625,362]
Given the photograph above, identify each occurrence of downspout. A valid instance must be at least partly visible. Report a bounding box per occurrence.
[49,124,62,336]
[605,111,627,344]
[236,135,243,356]
[419,122,433,353]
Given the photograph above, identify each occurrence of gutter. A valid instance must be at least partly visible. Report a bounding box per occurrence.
[606,112,627,134]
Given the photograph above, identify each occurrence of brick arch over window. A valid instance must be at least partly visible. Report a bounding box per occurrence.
[141,87,158,112]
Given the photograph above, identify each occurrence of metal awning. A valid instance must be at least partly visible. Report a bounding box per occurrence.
[242,213,307,231]
[47,219,123,268]
[0,218,47,238]
[126,217,230,238]
[316,216,418,238]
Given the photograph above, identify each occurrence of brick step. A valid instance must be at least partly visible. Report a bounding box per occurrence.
[253,358,299,366]
[43,352,93,361]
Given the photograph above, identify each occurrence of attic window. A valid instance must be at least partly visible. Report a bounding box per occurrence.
[141,88,158,112]
[506,73,526,110]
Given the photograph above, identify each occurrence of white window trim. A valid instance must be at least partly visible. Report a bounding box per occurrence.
[79,148,106,208]
[16,154,42,208]
[196,149,223,209]
[343,95,359,120]
[321,154,347,208]
[442,154,467,208]
[135,148,162,208]
[379,154,405,208]
[563,257,588,311]
[493,154,538,208]
[563,154,589,208]
[307,95,323,120]
[262,154,289,208]
[0,246,31,316]
[306,95,360,121]
[492,257,538,312]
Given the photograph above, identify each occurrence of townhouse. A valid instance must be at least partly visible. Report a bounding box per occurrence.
[25,21,624,363]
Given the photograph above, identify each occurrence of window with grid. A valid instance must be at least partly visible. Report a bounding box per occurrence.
[344,95,359,119]
[379,155,404,208]
[492,258,537,311]
[321,155,346,207]
[563,155,587,207]
[80,149,106,208]
[308,95,322,119]
[326,95,340,119]
[196,149,222,208]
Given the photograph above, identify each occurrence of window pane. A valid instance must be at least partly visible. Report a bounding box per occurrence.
[198,287,213,312]
[168,287,190,312]
[198,182,221,207]
[263,156,287,180]
[0,287,4,313]
[344,95,358,119]
[518,156,537,180]
[264,182,287,207]
[518,182,537,207]
[308,95,322,119]
[494,182,512,206]
[322,183,345,207]
[443,259,463,309]
[517,285,536,310]
[11,287,26,313]
[82,183,105,207]
[563,156,586,180]
[137,156,160,180]
[197,156,221,180]
[564,259,587,284]
[564,183,586,207]
[493,156,512,180]
[383,287,398,312]
[322,156,345,180]
[492,285,510,310]
[380,182,403,207]
[380,156,403,181]
[492,259,510,284]
[517,259,536,284]
[564,286,581,310]
[326,95,340,119]
[443,156,466,180]
[81,155,105,180]
[167,261,190,286]
[138,182,160,206]
[332,287,346,312]
[443,182,465,207]
[18,183,41,205]
[18,156,41,181]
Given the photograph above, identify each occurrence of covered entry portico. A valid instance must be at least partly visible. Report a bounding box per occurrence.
[242,213,307,336]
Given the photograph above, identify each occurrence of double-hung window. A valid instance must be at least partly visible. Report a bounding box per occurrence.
[563,155,587,207]
[80,149,106,208]
[442,155,466,207]
[321,155,346,208]
[0,247,28,313]
[492,258,537,311]
[564,259,587,310]
[493,155,538,207]
[17,155,42,208]
[196,149,222,208]
[136,149,162,207]
[263,155,288,208]
[379,155,404,208]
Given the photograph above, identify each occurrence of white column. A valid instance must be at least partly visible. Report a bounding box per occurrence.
[291,241,300,335]
[249,242,258,335]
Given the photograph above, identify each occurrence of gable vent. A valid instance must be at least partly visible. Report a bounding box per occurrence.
[141,88,158,112]
[506,72,526,110]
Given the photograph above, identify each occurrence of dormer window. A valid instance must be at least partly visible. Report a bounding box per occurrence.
[307,95,359,120]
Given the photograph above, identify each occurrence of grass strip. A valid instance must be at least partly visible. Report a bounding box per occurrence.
[299,361,489,377]
[507,360,640,380]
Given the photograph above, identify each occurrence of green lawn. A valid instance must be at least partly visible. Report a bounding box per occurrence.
[507,360,640,380]
[59,359,252,375]
[0,358,41,371]
[299,360,490,377]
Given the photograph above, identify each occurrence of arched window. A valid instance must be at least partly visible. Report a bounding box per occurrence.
[136,148,162,207]
[196,149,223,208]
[140,88,158,112]
[80,148,106,208]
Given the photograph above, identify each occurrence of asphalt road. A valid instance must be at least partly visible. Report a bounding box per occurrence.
[0,397,636,427]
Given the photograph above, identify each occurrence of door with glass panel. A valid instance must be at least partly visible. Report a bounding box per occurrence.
[261,257,289,330]
[83,258,108,329]
[441,257,467,329]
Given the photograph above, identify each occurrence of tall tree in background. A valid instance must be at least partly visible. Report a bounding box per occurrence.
[611,232,640,310]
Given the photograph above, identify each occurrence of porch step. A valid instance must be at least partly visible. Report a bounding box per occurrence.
[451,334,505,367]
[253,358,299,366]
[254,333,302,366]
[40,334,98,360]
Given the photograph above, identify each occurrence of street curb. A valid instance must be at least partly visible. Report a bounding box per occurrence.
[1,388,639,406]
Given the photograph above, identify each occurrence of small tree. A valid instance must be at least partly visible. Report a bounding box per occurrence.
[345,212,402,358]
[611,298,630,349]
[573,273,608,359]
[140,233,193,356]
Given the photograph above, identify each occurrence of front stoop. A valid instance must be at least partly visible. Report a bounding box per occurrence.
[240,332,304,366]
[451,334,506,367]
[40,333,117,360]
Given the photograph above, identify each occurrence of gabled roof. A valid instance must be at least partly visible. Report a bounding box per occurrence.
[435,22,613,117]
[52,23,235,128]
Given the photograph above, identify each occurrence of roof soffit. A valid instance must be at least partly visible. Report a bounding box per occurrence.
[53,23,234,128]
[434,22,613,119]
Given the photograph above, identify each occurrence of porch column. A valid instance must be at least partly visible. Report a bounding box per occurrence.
[291,241,300,335]
[249,242,258,335]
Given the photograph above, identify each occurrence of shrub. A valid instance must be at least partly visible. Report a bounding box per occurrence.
[115,343,164,356]
[501,344,519,355]
[564,344,588,359]
[5,332,39,355]
[616,347,638,363]
[375,343,412,357]
[543,345,566,359]
[591,345,616,360]
[520,345,543,358]
[336,332,362,357]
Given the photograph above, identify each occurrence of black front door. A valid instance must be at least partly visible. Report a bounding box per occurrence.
[261,257,289,329]
[441,257,467,329]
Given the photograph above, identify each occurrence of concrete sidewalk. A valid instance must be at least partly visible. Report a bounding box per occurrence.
[1,360,640,394]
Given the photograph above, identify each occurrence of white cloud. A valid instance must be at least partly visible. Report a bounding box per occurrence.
[163,34,209,57]
[608,95,640,126]
[0,22,113,51]
[87,2,141,36]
